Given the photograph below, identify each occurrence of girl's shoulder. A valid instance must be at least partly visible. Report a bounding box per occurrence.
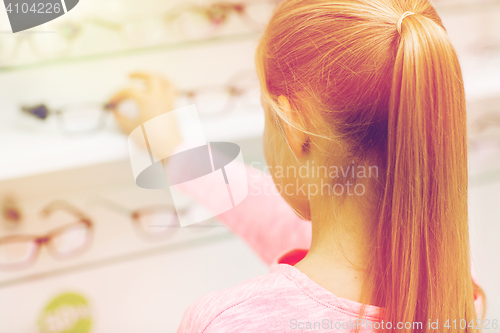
[177,262,384,333]
[177,266,289,333]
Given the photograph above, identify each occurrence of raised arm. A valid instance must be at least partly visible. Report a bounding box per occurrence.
[167,142,312,266]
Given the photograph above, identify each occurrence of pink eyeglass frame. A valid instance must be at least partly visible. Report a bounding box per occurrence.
[0,200,93,271]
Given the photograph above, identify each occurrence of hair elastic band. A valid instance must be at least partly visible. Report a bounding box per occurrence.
[397,11,415,35]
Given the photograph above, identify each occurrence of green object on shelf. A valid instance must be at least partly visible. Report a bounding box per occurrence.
[38,292,92,333]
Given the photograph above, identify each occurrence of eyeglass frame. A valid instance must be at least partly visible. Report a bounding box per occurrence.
[0,17,122,64]
[21,101,115,135]
[88,196,224,242]
[164,0,278,37]
[0,200,94,271]
[176,69,261,117]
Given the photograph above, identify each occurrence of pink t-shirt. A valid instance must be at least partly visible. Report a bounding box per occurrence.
[171,143,482,332]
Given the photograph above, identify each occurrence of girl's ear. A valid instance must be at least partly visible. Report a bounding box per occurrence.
[277,95,309,159]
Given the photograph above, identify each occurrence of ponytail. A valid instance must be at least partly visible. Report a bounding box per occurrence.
[377,10,484,332]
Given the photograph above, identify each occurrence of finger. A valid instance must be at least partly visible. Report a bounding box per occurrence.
[129,72,160,92]
[107,88,145,110]
[130,71,172,93]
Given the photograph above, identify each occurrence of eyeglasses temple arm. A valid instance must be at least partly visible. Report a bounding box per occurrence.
[40,200,89,220]
[85,195,133,217]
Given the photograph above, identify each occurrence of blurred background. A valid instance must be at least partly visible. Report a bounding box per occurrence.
[0,0,499,332]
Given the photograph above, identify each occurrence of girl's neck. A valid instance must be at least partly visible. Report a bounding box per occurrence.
[294,196,380,307]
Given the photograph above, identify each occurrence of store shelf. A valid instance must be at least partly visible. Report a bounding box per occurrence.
[0,109,264,182]
[0,229,235,289]
[0,32,262,73]
[0,135,268,287]
[0,17,265,182]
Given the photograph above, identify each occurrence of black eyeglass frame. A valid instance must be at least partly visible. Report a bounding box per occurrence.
[21,102,115,135]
